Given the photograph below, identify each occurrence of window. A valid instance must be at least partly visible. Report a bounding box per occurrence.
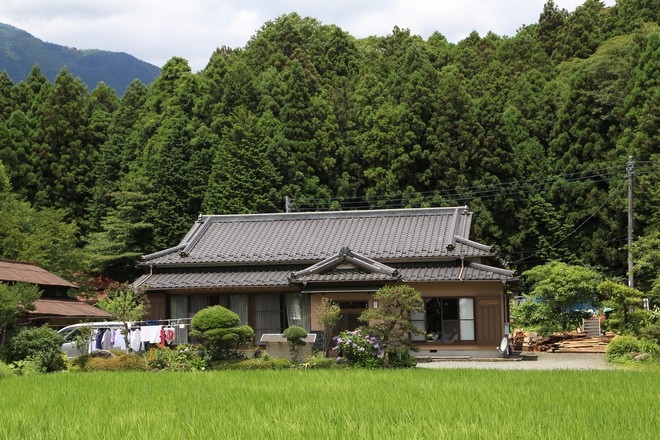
[424,298,475,343]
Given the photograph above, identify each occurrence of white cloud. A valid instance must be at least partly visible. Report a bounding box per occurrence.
[0,0,617,72]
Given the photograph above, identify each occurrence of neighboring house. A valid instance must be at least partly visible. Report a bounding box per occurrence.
[0,259,111,328]
[134,207,517,357]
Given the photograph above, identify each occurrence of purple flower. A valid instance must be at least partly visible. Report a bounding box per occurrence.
[336,357,342,362]
[359,347,365,352]
[336,337,343,344]
[347,339,352,344]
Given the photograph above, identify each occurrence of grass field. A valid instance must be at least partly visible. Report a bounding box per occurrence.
[1,369,658,439]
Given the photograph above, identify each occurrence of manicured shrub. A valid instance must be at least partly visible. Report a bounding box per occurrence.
[606,335,642,362]
[6,326,65,372]
[191,305,239,331]
[190,306,255,361]
[283,325,308,362]
[332,329,382,368]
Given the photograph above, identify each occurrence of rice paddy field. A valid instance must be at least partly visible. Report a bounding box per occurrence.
[1,369,658,439]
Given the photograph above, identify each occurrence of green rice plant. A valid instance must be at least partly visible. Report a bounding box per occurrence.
[0,369,657,439]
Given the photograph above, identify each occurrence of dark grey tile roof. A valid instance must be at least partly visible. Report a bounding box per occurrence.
[134,266,296,290]
[134,261,515,290]
[142,207,492,266]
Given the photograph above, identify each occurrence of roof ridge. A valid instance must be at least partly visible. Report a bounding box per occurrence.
[454,236,493,253]
[199,206,470,223]
[466,261,517,277]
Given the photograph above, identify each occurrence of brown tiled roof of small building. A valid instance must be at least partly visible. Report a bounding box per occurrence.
[0,259,77,288]
[29,298,112,318]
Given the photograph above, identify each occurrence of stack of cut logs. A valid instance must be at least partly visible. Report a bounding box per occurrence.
[511,329,616,353]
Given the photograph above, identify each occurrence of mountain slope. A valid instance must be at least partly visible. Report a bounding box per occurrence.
[0,22,160,95]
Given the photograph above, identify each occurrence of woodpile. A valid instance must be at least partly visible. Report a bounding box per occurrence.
[511,329,615,353]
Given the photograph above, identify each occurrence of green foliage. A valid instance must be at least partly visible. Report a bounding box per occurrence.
[606,335,643,362]
[74,353,146,371]
[190,306,255,360]
[282,326,307,345]
[71,325,93,356]
[516,261,602,332]
[282,325,308,362]
[98,282,148,351]
[316,297,340,354]
[0,5,657,304]
[598,280,645,334]
[5,326,65,372]
[298,354,337,369]
[0,282,41,345]
[146,345,207,371]
[359,285,424,364]
[0,360,14,378]
[191,305,240,331]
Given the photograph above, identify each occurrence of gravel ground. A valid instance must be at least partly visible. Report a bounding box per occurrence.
[416,352,614,370]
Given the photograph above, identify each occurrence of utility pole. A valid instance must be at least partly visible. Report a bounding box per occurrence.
[627,156,634,288]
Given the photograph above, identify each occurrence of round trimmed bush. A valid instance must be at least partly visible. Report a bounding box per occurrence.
[190,306,254,361]
[283,326,307,345]
[191,305,240,331]
[606,335,642,362]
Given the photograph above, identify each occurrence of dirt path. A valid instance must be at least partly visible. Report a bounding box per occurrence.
[416,352,614,370]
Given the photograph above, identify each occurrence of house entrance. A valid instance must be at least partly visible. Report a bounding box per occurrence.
[335,301,368,333]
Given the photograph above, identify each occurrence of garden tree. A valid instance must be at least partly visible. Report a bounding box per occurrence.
[316,297,340,355]
[359,284,424,366]
[189,306,254,360]
[0,282,41,346]
[514,261,603,333]
[597,280,645,334]
[202,106,282,214]
[5,325,65,372]
[98,282,148,352]
[282,325,308,363]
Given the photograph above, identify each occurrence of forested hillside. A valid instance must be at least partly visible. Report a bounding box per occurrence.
[0,22,160,95]
[0,0,658,294]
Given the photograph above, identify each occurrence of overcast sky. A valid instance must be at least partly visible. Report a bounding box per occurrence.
[0,0,616,72]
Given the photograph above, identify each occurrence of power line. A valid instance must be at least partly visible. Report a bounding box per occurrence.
[291,164,633,211]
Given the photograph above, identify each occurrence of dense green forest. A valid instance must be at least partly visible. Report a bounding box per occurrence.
[0,0,658,296]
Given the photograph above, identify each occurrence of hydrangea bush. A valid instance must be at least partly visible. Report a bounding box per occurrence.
[332,329,382,368]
